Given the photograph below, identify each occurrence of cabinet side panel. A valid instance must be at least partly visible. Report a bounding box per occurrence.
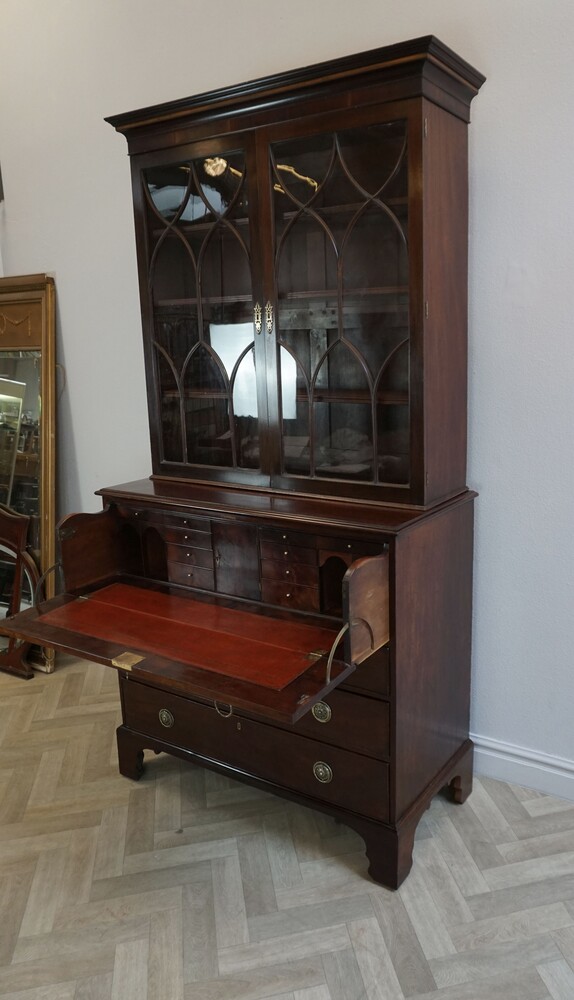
[392,499,474,819]
[423,103,469,503]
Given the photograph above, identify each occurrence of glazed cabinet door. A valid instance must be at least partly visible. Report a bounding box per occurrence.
[132,134,272,485]
[259,106,420,503]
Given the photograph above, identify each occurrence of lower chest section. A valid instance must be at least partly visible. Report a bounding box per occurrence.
[120,674,391,823]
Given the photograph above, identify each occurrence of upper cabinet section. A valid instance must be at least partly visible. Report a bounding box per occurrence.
[107,37,484,507]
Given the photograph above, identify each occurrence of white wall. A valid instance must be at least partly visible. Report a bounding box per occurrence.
[1,0,573,796]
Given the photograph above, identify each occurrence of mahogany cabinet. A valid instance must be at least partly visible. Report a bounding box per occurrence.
[4,36,484,888]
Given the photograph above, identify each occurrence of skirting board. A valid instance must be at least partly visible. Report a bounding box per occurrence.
[472,733,574,802]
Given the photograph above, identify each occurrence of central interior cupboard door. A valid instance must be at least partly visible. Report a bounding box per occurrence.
[260,109,413,496]
[134,136,271,484]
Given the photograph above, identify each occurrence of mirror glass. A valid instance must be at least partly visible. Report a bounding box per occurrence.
[0,275,56,675]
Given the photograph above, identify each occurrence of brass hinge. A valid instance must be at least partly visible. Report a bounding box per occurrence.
[424,117,428,139]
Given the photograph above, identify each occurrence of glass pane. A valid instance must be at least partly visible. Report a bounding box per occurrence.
[146,163,194,221]
[377,404,409,484]
[156,351,183,462]
[185,344,227,394]
[185,396,232,466]
[200,227,252,302]
[376,338,409,484]
[144,148,256,472]
[337,122,408,200]
[313,343,373,480]
[0,378,24,508]
[145,152,248,224]
[183,343,229,467]
[314,403,373,480]
[233,348,259,469]
[342,205,408,291]
[271,118,409,486]
[150,235,196,305]
[0,355,41,548]
[280,347,310,475]
[154,308,199,373]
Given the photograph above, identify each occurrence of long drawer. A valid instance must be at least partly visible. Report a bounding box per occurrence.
[121,678,389,822]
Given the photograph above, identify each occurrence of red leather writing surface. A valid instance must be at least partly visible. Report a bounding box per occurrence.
[37,583,337,690]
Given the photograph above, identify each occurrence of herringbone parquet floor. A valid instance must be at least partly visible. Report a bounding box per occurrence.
[1,656,573,999]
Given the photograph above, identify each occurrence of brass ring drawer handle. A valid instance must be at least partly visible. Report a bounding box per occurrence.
[312,701,331,724]
[313,761,333,783]
[159,708,174,728]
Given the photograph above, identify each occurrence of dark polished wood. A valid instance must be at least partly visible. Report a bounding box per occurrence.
[3,38,483,889]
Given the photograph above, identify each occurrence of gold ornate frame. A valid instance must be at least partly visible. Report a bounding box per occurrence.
[0,273,56,605]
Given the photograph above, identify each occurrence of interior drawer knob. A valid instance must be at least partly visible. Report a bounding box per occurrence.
[313,761,333,783]
[312,701,331,724]
[158,708,175,728]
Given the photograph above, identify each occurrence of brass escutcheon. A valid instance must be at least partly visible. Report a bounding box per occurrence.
[253,302,262,335]
[265,301,274,335]
[313,761,333,783]
[158,708,175,728]
[312,701,332,724]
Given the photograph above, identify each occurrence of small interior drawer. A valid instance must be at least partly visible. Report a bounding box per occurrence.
[260,540,317,565]
[166,544,214,568]
[316,535,384,558]
[163,527,212,548]
[260,559,317,587]
[168,563,215,590]
[261,579,320,611]
[258,526,315,548]
[162,513,211,531]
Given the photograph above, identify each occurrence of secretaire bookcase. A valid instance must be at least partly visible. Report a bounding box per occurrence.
[5,36,485,888]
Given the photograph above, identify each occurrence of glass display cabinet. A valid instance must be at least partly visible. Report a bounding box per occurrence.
[4,37,485,888]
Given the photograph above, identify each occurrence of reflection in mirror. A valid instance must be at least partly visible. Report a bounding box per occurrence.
[0,275,56,677]
[0,506,41,679]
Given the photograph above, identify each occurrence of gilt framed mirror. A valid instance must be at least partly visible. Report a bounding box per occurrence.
[0,274,56,673]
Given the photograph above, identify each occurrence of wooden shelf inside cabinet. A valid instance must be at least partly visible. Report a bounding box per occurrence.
[279,198,408,222]
[151,216,251,236]
[155,294,253,307]
[279,287,409,301]
[299,389,409,404]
